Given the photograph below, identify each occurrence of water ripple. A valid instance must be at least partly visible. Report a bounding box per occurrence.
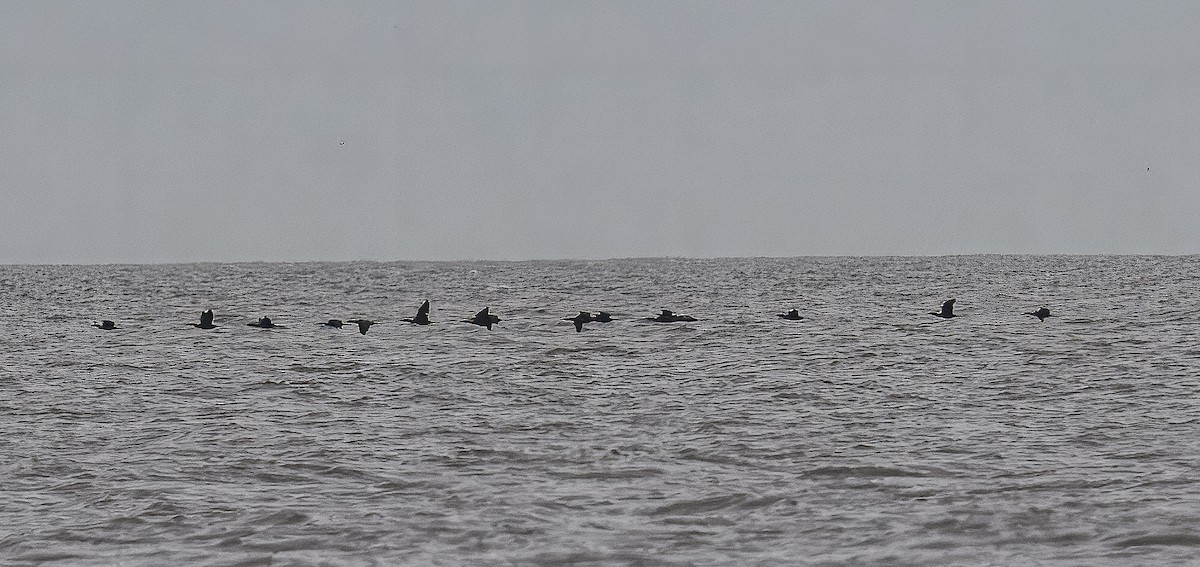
[2,256,1200,565]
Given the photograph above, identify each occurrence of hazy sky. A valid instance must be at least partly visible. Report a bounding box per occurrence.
[3,1,1199,263]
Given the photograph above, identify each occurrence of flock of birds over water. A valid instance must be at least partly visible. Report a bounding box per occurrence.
[87,299,1054,334]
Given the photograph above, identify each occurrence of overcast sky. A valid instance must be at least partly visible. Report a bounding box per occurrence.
[2,1,1198,263]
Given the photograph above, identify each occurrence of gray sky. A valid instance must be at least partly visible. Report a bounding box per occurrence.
[3,1,1199,263]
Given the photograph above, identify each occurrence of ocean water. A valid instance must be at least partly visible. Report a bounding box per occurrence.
[2,256,1199,566]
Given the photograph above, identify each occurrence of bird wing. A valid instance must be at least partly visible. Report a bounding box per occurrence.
[201,310,214,326]
[417,300,430,318]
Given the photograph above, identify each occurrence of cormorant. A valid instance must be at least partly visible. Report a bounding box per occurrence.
[248,317,279,329]
[347,319,375,335]
[465,307,500,330]
[405,300,432,325]
[930,299,956,319]
[648,309,697,322]
[565,311,593,332]
[191,310,218,329]
[778,309,802,320]
[1026,307,1051,322]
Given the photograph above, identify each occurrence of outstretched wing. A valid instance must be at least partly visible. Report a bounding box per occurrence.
[417,300,430,318]
[201,309,214,326]
[942,299,955,316]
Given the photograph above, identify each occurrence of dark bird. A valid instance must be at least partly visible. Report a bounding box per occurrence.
[92,320,116,330]
[930,299,957,319]
[593,312,613,323]
[648,309,697,323]
[320,319,344,329]
[565,311,593,332]
[465,307,500,330]
[248,317,279,329]
[778,309,803,321]
[347,319,375,335]
[191,309,218,329]
[1026,307,1052,322]
[405,300,432,325]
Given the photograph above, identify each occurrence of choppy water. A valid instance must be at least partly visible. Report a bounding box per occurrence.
[2,256,1199,566]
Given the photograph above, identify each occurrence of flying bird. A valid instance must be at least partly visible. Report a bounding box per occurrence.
[1026,307,1052,322]
[930,299,957,319]
[648,309,697,323]
[405,300,432,325]
[465,307,500,330]
[565,311,594,332]
[347,319,375,335]
[248,317,280,329]
[191,310,218,329]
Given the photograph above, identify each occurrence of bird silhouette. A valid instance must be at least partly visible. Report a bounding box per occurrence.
[347,319,375,335]
[777,309,802,320]
[191,310,218,329]
[565,311,594,332]
[1026,307,1051,322]
[930,299,956,319]
[405,300,432,325]
[465,307,500,330]
[648,309,697,322]
[248,317,280,329]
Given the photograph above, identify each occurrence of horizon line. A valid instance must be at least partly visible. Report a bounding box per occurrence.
[2,252,1196,267]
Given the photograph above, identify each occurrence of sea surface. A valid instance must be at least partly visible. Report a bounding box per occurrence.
[2,256,1199,566]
